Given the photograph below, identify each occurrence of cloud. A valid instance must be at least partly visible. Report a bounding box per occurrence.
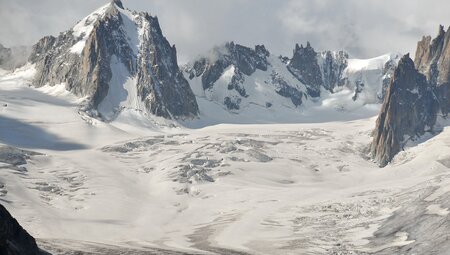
[1,0,450,62]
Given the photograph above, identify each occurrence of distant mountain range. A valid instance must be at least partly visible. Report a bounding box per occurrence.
[0,0,398,124]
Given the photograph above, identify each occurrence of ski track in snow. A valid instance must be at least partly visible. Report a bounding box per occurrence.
[1,67,450,254]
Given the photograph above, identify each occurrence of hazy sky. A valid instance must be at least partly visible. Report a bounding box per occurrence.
[1,0,449,63]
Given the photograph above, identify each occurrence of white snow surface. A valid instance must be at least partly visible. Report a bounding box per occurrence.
[97,55,143,121]
[1,65,450,254]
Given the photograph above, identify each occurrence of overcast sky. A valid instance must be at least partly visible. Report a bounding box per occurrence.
[1,0,449,63]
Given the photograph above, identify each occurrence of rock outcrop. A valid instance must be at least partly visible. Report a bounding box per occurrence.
[0,204,42,255]
[185,42,269,91]
[319,50,348,92]
[29,0,198,120]
[371,54,437,167]
[184,42,309,111]
[287,42,324,97]
[371,25,450,167]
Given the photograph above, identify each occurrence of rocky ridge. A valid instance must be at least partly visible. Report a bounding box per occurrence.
[371,26,450,167]
[185,41,398,112]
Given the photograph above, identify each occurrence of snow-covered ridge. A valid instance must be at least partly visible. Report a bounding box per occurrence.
[184,42,400,125]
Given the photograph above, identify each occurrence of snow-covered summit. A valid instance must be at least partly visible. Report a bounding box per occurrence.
[29,0,198,121]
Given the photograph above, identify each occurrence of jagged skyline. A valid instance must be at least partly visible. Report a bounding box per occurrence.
[1,0,449,62]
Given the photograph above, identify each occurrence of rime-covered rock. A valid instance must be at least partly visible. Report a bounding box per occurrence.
[29,0,198,120]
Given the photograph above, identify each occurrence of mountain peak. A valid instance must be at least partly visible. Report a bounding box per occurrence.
[111,0,124,9]
[29,0,198,120]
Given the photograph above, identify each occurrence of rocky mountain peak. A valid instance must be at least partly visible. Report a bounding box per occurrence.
[184,41,270,92]
[111,0,124,9]
[371,25,450,166]
[29,1,198,121]
[415,25,450,86]
[288,42,323,97]
[371,53,437,167]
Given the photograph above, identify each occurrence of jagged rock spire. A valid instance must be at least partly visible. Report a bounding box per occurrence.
[111,0,124,9]
[371,54,438,167]
[288,42,323,97]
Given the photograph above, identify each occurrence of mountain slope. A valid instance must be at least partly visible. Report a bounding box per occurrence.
[29,0,198,121]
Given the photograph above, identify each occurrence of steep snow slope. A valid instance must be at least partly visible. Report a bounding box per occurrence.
[1,61,450,255]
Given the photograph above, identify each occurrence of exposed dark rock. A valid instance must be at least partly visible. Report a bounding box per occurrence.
[271,71,303,107]
[224,96,241,111]
[30,1,197,120]
[371,54,439,167]
[379,57,399,101]
[287,42,323,97]
[185,42,270,110]
[186,42,269,91]
[415,25,450,115]
[111,0,124,9]
[415,25,450,86]
[0,204,42,255]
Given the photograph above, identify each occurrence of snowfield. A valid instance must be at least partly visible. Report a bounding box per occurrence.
[1,67,450,254]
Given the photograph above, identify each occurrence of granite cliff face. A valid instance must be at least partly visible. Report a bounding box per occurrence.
[415,25,450,87]
[319,50,348,92]
[371,54,438,167]
[29,0,198,120]
[371,26,450,167]
[0,204,42,255]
